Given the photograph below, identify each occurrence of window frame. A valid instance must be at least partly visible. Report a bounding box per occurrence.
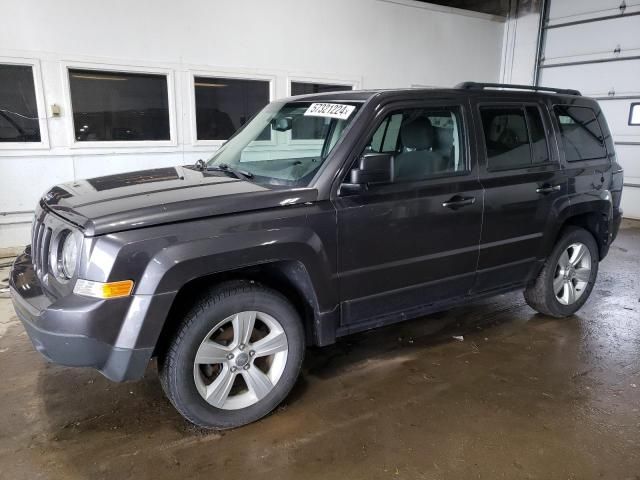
[61,61,177,149]
[628,102,640,126]
[478,102,553,173]
[0,56,49,151]
[188,69,276,147]
[287,75,359,146]
[552,104,607,162]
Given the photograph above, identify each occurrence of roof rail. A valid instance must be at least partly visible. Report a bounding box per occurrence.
[456,81,581,96]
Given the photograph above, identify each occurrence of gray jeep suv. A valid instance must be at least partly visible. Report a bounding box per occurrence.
[10,83,624,428]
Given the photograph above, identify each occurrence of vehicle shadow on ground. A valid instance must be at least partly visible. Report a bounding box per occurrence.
[36,291,542,438]
[300,292,533,381]
[29,290,582,478]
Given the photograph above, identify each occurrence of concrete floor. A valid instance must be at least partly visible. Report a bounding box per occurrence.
[0,220,638,480]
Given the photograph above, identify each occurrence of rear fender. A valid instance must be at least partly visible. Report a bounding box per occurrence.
[543,191,613,262]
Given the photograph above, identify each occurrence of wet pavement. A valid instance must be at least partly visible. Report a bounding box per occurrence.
[0,220,638,479]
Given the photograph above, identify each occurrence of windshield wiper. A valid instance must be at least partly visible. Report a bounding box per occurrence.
[207,163,254,180]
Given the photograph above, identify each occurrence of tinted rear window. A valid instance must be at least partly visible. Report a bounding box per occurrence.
[480,107,532,170]
[553,106,606,161]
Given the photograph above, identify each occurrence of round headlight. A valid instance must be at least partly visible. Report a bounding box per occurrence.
[59,231,79,279]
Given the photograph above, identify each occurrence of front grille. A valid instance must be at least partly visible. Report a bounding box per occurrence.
[30,205,79,298]
[31,210,52,281]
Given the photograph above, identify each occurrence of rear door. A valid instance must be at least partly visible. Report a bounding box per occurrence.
[472,98,568,292]
[333,98,483,330]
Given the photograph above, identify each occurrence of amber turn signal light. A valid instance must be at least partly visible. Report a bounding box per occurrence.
[73,279,134,299]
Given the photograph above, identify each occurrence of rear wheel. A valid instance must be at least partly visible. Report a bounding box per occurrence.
[159,281,305,429]
[524,227,599,317]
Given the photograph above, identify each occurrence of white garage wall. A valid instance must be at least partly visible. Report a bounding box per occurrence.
[0,0,505,248]
[499,1,543,85]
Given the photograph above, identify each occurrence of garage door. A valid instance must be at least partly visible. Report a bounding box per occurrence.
[538,0,640,219]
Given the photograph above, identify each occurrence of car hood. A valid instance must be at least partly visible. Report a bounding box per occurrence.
[41,166,318,236]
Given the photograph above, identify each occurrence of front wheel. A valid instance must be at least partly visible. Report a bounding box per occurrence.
[524,227,599,317]
[159,281,305,429]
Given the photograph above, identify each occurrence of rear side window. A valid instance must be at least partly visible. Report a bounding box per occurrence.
[553,106,606,161]
[480,106,549,170]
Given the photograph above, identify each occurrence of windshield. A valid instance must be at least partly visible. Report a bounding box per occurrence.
[206,100,362,187]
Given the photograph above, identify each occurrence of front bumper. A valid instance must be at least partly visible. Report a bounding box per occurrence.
[9,249,160,381]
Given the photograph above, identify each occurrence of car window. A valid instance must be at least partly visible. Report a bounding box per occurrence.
[480,107,532,170]
[364,106,465,182]
[554,106,606,161]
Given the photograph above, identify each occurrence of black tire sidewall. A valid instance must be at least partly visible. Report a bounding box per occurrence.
[544,228,599,316]
[165,285,305,429]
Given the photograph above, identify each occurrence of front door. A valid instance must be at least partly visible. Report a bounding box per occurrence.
[472,99,567,292]
[334,101,483,329]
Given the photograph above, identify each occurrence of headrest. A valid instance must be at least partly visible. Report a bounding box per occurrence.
[400,117,435,150]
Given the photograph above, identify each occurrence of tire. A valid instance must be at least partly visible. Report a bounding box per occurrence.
[158,281,305,429]
[524,226,599,317]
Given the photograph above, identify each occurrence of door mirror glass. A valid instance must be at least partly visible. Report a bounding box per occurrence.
[349,153,394,185]
[271,116,293,132]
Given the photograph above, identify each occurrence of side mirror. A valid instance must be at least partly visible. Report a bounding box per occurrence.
[349,153,394,185]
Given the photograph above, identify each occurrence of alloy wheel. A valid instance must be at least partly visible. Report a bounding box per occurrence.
[193,311,289,410]
[553,242,592,305]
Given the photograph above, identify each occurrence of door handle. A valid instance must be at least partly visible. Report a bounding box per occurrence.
[536,184,561,194]
[442,196,476,209]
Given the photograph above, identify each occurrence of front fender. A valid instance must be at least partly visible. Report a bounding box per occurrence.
[138,226,335,308]
[84,203,338,352]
